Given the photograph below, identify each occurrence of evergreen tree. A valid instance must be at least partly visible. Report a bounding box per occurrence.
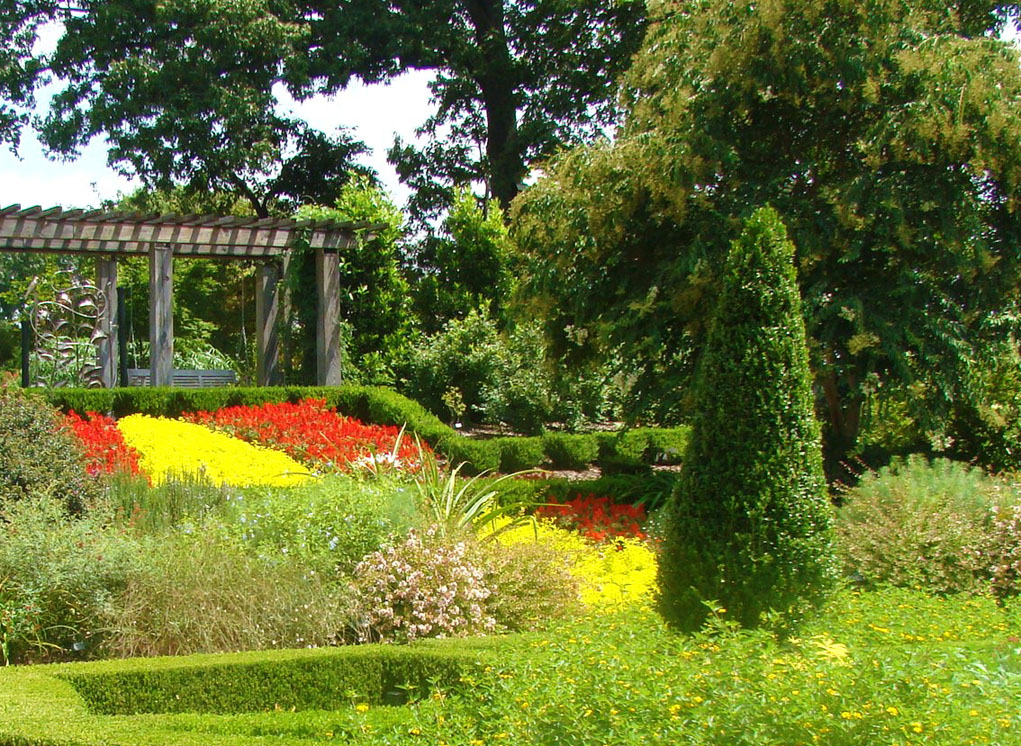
[658,207,836,633]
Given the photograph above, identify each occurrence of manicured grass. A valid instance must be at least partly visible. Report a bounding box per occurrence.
[2,588,1018,746]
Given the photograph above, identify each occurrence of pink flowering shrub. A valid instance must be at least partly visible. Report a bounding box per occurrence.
[988,503,1021,601]
[352,527,496,643]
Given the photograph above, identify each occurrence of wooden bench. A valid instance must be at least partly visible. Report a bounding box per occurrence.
[127,369,238,387]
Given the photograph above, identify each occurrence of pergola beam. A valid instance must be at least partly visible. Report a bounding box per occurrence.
[0,204,361,257]
[2,204,370,388]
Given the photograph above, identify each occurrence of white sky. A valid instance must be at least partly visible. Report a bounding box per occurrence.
[0,69,435,211]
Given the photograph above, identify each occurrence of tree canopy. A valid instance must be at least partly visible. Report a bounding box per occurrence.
[1,0,646,221]
[2,0,370,216]
[513,0,1021,466]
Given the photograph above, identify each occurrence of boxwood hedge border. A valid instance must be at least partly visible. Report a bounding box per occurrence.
[38,386,688,476]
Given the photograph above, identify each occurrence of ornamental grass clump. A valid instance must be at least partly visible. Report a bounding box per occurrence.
[658,207,836,632]
[103,532,354,658]
[117,414,311,487]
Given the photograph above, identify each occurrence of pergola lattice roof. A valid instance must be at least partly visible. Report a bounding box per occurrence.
[0,204,362,258]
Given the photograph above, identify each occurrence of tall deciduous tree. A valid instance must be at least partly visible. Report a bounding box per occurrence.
[0,0,42,150]
[347,0,648,221]
[2,0,371,217]
[1,0,645,223]
[513,0,1021,469]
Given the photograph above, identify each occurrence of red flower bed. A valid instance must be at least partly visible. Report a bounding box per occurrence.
[535,494,648,542]
[183,398,428,472]
[64,411,143,477]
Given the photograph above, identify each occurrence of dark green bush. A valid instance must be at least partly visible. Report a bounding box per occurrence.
[542,433,599,470]
[595,430,651,474]
[0,321,17,363]
[658,207,836,632]
[403,309,503,426]
[613,429,651,464]
[0,390,99,514]
[439,436,502,475]
[646,427,689,465]
[495,437,546,473]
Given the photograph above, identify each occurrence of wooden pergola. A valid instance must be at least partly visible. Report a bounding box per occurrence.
[0,204,365,387]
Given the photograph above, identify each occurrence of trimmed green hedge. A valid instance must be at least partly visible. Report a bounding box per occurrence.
[59,643,489,715]
[37,385,451,443]
[0,640,495,745]
[37,386,688,476]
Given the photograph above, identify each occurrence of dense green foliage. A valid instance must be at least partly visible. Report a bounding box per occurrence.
[294,179,415,384]
[513,0,1021,470]
[368,0,647,218]
[0,321,18,371]
[403,309,624,433]
[32,3,370,217]
[1,589,1018,745]
[658,208,835,632]
[1,0,645,222]
[411,189,516,332]
[0,390,99,513]
[837,455,1021,598]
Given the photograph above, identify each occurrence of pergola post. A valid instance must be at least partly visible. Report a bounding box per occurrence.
[149,242,174,387]
[95,257,118,388]
[256,261,282,386]
[315,246,342,386]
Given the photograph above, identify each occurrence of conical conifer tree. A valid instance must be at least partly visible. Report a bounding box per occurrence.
[658,206,836,632]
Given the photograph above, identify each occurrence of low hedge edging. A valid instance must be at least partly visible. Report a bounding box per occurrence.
[0,640,496,746]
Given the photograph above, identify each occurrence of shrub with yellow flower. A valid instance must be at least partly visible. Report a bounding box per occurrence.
[485,518,657,608]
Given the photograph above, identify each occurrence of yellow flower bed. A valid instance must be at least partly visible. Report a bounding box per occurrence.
[117,414,312,487]
[488,518,658,608]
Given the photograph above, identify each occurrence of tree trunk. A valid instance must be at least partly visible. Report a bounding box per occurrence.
[818,367,863,484]
[462,0,525,209]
